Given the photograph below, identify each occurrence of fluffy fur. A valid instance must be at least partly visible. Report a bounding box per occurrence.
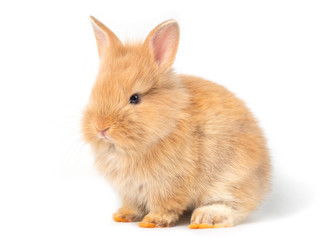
[82,16,271,228]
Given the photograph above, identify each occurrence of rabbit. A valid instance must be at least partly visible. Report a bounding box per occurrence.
[82,16,271,229]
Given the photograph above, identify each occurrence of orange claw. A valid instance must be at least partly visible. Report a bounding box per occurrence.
[189,223,214,229]
[138,222,156,228]
[189,223,231,229]
[113,214,130,222]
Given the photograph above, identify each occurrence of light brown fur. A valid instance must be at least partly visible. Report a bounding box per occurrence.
[82,17,271,228]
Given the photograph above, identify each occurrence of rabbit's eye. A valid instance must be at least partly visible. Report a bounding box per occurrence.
[129,94,140,104]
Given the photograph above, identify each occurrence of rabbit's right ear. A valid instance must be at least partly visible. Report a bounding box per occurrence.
[144,20,180,69]
[89,16,122,59]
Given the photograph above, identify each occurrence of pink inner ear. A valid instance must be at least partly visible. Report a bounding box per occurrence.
[90,19,110,58]
[151,25,177,65]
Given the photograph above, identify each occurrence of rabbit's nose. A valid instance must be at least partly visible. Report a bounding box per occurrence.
[99,127,109,133]
[98,127,110,139]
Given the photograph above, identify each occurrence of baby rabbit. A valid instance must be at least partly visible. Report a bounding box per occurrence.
[82,16,271,229]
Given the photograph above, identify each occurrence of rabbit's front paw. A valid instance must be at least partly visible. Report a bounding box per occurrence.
[138,212,179,228]
[113,207,143,222]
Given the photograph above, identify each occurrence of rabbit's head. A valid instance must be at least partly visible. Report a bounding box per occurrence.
[82,17,190,152]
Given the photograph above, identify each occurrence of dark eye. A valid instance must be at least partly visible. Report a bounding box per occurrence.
[129,94,140,104]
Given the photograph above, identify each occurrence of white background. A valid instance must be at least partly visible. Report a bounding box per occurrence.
[0,0,319,239]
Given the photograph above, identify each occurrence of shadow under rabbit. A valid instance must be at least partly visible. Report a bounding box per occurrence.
[245,174,313,224]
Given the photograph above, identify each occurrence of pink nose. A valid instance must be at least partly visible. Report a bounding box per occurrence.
[99,127,109,133]
[98,127,110,139]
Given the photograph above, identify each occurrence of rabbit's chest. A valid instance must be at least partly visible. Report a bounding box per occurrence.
[117,176,149,203]
[96,150,151,203]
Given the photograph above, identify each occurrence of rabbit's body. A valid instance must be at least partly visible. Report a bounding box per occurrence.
[83,17,270,228]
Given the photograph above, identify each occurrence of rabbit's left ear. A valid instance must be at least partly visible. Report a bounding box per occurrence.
[144,20,180,68]
[89,16,122,59]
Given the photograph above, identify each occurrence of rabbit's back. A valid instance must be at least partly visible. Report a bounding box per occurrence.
[181,74,270,209]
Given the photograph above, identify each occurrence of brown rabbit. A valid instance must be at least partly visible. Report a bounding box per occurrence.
[82,16,271,229]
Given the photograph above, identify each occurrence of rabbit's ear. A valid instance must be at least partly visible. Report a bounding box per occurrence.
[89,16,122,59]
[144,20,180,68]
